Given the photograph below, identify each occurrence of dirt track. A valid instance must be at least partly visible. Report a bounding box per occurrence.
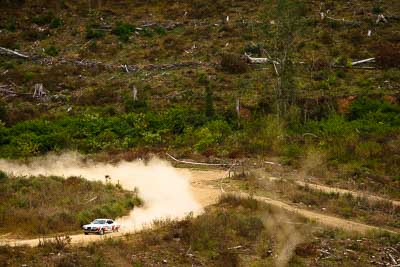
[0,168,225,247]
[0,167,398,247]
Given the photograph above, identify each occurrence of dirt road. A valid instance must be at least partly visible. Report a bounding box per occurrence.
[0,166,398,247]
[263,173,400,206]
[0,168,226,247]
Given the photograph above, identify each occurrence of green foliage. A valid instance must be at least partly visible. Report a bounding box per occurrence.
[31,13,62,28]
[0,101,7,123]
[241,115,284,154]
[153,25,166,36]
[349,97,400,133]
[372,6,384,14]
[49,17,63,29]
[193,120,231,153]
[32,12,55,26]
[112,22,135,42]
[45,45,59,56]
[124,97,148,113]
[86,25,105,40]
[5,19,17,32]
[0,108,209,157]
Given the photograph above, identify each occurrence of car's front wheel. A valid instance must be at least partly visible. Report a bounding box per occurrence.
[99,229,104,235]
[84,232,88,235]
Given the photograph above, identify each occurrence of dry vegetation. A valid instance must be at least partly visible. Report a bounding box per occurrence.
[0,171,142,237]
[226,171,400,231]
[1,196,399,267]
[0,1,399,265]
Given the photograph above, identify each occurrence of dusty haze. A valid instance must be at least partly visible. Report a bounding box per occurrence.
[0,152,203,232]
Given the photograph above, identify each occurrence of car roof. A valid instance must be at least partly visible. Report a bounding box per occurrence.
[94,218,113,220]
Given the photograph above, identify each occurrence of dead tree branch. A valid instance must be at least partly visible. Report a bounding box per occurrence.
[0,46,29,59]
[351,58,375,66]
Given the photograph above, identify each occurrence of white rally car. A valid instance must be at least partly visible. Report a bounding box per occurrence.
[82,218,120,235]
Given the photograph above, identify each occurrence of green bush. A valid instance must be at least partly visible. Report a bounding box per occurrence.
[32,12,55,26]
[112,22,135,42]
[241,115,284,154]
[124,97,148,113]
[49,17,63,29]
[86,25,105,40]
[45,45,59,56]
[193,120,231,153]
[0,101,7,123]
[153,25,166,36]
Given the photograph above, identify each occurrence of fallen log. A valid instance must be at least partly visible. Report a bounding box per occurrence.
[325,16,360,26]
[351,58,375,66]
[166,152,234,167]
[0,47,29,59]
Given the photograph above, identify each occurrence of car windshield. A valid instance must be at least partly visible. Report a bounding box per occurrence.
[92,219,106,224]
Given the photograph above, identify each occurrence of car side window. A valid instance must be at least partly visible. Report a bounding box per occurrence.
[107,220,113,224]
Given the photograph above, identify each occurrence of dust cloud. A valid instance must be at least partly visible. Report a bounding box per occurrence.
[0,152,203,232]
[262,207,304,267]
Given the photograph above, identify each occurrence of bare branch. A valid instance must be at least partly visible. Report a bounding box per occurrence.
[0,46,29,59]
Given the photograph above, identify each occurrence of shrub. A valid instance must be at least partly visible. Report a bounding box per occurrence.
[86,25,105,40]
[49,17,63,29]
[349,97,400,122]
[220,53,248,74]
[38,235,71,252]
[355,141,382,158]
[5,19,17,32]
[112,22,135,42]
[372,6,384,14]
[124,97,148,113]
[32,12,55,26]
[0,101,7,123]
[153,25,166,36]
[193,120,231,153]
[242,115,284,154]
[22,28,49,41]
[219,194,259,210]
[45,45,59,56]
